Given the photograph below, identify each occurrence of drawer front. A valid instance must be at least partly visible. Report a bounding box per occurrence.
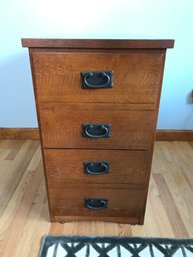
[39,103,157,150]
[48,186,146,218]
[44,149,152,185]
[32,51,165,104]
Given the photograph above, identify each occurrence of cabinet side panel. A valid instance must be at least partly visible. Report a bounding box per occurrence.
[29,49,53,220]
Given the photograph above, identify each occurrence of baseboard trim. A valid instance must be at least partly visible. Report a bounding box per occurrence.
[0,128,193,141]
[156,130,193,141]
[0,128,40,140]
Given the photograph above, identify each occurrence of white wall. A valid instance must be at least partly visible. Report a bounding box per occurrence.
[0,0,193,129]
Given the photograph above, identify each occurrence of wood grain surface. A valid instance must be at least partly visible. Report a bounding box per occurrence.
[0,128,40,140]
[2,128,193,141]
[0,140,193,257]
[25,40,172,226]
[39,102,157,150]
[22,38,175,49]
[156,130,193,141]
[44,149,152,185]
[48,186,145,221]
[32,51,165,104]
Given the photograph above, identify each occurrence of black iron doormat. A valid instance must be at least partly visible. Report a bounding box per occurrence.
[38,235,193,257]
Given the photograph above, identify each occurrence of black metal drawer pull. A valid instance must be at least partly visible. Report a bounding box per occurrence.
[84,161,110,175]
[84,198,108,210]
[83,124,111,138]
[81,71,113,89]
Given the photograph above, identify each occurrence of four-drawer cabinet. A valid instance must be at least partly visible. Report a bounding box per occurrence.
[22,39,174,224]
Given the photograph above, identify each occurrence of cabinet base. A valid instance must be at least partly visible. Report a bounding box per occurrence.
[50,215,144,225]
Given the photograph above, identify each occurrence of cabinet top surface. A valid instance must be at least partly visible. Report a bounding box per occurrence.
[22,38,174,49]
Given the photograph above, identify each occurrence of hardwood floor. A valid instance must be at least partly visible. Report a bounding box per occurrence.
[0,140,193,257]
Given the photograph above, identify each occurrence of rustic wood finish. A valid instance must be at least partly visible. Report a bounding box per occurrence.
[44,149,152,185]
[32,51,165,104]
[39,102,157,150]
[22,38,174,224]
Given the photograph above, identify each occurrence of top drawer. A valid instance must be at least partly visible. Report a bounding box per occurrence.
[32,51,165,104]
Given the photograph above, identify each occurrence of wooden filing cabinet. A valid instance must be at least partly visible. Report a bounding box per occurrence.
[22,39,174,224]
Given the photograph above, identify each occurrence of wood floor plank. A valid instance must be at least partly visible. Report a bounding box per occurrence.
[153,173,189,237]
[156,142,193,236]
[54,221,119,236]
[118,224,133,236]
[0,143,43,221]
[0,140,12,160]
[5,140,25,160]
[14,176,47,257]
[147,177,174,237]
[0,140,39,215]
[0,160,12,196]
[0,145,42,256]
[0,140,193,257]
[27,202,51,257]
[0,162,44,257]
[139,179,162,237]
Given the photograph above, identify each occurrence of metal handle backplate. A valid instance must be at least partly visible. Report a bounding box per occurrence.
[84,161,110,175]
[84,198,108,210]
[81,71,113,89]
[83,124,111,138]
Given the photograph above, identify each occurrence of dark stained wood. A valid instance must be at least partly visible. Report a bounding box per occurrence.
[32,51,165,104]
[22,38,174,49]
[38,102,157,150]
[44,149,152,185]
[48,186,146,223]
